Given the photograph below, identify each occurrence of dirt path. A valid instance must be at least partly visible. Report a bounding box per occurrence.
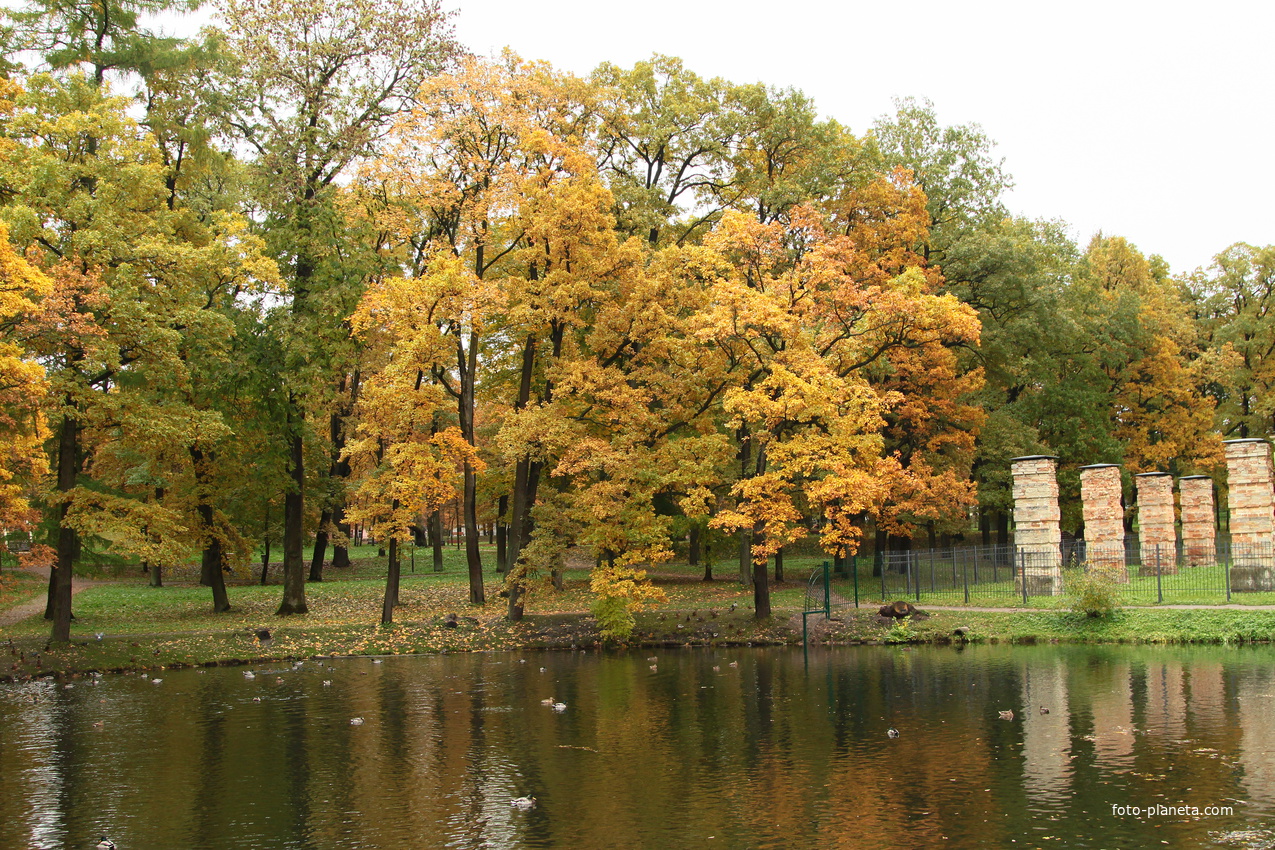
[0,567,99,629]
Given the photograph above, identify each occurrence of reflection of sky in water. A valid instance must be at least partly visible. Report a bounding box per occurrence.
[2,646,1275,848]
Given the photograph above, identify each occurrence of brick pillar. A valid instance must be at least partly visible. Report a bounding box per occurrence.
[1079,464,1126,582]
[1224,438,1275,591]
[1178,476,1216,568]
[1135,472,1176,576]
[1011,455,1063,595]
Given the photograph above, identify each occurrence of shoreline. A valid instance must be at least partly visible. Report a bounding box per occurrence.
[5,605,1275,683]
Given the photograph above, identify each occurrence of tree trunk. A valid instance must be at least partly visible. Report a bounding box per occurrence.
[463,462,482,603]
[507,459,542,621]
[495,495,508,573]
[873,526,887,577]
[277,411,308,615]
[200,508,231,614]
[752,522,770,619]
[260,498,272,585]
[382,533,400,625]
[332,500,351,569]
[506,333,538,621]
[49,409,78,642]
[146,486,164,588]
[737,423,752,586]
[308,508,330,582]
[430,509,444,572]
[190,447,231,613]
[774,546,784,583]
[688,524,700,566]
[980,509,991,546]
[321,372,358,578]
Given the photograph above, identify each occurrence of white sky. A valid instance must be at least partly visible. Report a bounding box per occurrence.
[138,0,1270,275]
[451,0,1274,276]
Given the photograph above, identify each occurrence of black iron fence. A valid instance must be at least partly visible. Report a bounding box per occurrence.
[820,538,1275,606]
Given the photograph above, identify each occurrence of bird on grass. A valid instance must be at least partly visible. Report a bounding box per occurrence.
[1039,706,1050,715]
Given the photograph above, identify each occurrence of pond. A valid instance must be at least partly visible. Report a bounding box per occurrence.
[2,643,1274,849]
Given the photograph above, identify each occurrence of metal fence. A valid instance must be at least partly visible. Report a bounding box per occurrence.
[813,538,1275,606]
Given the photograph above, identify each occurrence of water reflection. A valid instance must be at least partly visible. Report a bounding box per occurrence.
[2,645,1275,848]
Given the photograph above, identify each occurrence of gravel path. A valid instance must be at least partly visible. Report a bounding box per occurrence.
[0,568,99,628]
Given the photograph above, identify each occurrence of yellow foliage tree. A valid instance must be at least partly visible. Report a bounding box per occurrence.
[0,220,51,530]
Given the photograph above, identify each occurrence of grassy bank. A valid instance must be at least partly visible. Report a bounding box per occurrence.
[5,544,1275,681]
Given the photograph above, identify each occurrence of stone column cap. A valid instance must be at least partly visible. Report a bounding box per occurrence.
[1135,471,1172,477]
[1078,463,1120,470]
[1223,438,1270,445]
[1179,474,1212,480]
[1010,455,1059,462]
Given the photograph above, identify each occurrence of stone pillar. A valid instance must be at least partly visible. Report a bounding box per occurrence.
[1011,455,1063,596]
[1178,476,1216,568]
[1224,438,1275,591]
[1135,473,1176,576]
[1079,464,1127,582]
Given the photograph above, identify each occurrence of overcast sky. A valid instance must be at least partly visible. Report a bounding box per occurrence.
[451,0,1273,276]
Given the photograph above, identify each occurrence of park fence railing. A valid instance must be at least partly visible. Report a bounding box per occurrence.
[822,538,1275,606]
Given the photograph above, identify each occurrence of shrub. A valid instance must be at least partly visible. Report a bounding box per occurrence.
[589,565,667,641]
[1067,570,1122,618]
[884,619,914,644]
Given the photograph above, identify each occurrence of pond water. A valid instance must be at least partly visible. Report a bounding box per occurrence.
[1,644,1274,849]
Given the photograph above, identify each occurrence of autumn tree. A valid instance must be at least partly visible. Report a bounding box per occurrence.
[216,0,459,615]
[347,262,479,623]
[1,71,273,636]
[695,203,980,618]
[0,216,51,530]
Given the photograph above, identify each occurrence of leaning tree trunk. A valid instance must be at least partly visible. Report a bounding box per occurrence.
[309,508,331,583]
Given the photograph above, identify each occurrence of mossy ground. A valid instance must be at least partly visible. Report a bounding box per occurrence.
[4,543,1275,681]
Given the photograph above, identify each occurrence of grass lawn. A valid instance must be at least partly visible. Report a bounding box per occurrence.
[5,541,1275,681]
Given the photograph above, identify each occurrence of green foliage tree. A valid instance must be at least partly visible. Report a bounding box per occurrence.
[215,0,460,615]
